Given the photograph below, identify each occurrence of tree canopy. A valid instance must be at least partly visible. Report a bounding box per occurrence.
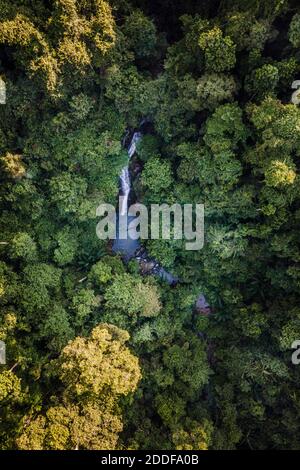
[1,0,300,451]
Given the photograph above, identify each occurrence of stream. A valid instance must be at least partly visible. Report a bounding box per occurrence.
[112,125,213,374]
[112,128,179,285]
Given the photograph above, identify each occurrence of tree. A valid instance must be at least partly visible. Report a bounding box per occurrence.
[161,334,211,393]
[57,323,141,399]
[122,10,157,59]
[195,73,237,110]
[0,0,116,94]
[39,303,74,352]
[19,263,62,318]
[104,274,161,319]
[17,401,124,450]
[89,260,112,286]
[204,103,248,153]
[135,135,161,163]
[0,153,26,179]
[264,159,296,187]
[225,12,270,52]
[142,156,173,194]
[198,27,236,73]
[71,288,100,327]
[2,0,300,452]
[49,172,87,216]
[146,239,177,268]
[0,370,22,403]
[69,94,94,121]
[172,419,212,450]
[232,303,267,338]
[10,232,37,263]
[17,323,141,449]
[289,13,300,48]
[246,64,279,99]
[53,228,78,266]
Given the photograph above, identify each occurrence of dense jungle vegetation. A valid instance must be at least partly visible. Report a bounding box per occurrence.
[1,0,300,450]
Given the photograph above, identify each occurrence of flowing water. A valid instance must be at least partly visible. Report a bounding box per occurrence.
[112,129,178,285]
[113,128,212,373]
[119,132,142,216]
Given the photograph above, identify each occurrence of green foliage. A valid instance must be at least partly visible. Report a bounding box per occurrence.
[122,10,157,59]
[89,260,113,286]
[142,157,173,194]
[204,103,247,153]
[225,12,270,51]
[20,263,62,317]
[17,402,123,450]
[71,288,100,327]
[172,419,212,450]
[53,228,78,266]
[161,334,211,392]
[18,402,124,450]
[289,13,300,47]
[136,135,160,162]
[39,303,74,352]
[246,64,279,99]
[1,0,300,452]
[69,94,95,121]
[233,303,267,338]
[0,370,22,402]
[146,239,177,268]
[0,0,116,94]
[56,323,141,399]
[0,153,26,179]
[104,274,161,318]
[49,172,87,216]
[198,27,236,72]
[17,323,141,450]
[195,73,237,110]
[264,159,296,187]
[10,232,37,262]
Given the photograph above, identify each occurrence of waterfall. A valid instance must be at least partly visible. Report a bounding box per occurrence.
[119,167,131,216]
[112,128,179,285]
[128,132,142,158]
[112,131,142,259]
[119,132,142,216]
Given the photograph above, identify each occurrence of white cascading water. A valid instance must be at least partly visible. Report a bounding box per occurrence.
[113,128,180,286]
[128,131,142,158]
[114,127,207,297]
[119,166,131,216]
[119,132,142,215]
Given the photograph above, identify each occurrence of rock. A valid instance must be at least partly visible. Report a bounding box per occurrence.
[139,259,156,275]
[196,294,211,316]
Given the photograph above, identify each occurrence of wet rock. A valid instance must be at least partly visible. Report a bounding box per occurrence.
[139,259,156,275]
[196,294,211,316]
[131,160,143,176]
